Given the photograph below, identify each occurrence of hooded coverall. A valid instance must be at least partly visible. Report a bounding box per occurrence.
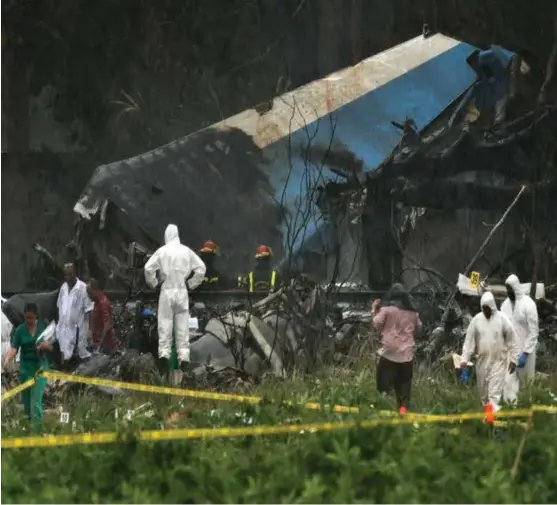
[144,224,206,363]
[461,292,518,410]
[501,274,539,401]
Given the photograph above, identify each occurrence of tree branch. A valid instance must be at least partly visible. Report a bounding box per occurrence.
[538,13,557,105]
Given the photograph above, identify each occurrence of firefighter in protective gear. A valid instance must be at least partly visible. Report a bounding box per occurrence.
[238,245,278,292]
[144,224,206,371]
[501,274,539,401]
[460,291,518,411]
[197,240,222,290]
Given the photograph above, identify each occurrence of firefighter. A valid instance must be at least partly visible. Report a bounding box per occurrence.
[239,245,279,293]
[197,240,222,290]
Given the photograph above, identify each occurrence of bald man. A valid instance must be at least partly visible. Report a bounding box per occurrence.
[56,264,93,363]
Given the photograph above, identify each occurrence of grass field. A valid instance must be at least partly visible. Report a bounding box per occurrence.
[2,364,557,503]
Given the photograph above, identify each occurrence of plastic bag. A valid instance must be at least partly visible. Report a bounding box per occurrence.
[503,370,519,404]
[36,320,57,346]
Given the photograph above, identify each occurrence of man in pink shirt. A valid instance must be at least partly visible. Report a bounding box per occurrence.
[372,283,422,411]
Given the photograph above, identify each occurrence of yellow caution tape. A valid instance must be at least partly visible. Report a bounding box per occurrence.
[2,406,555,449]
[41,371,497,419]
[6,370,557,423]
[0,372,442,417]
[1,378,36,402]
[40,371,360,414]
[2,432,118,449]
[38,371,485,419]
[0,417,480,449]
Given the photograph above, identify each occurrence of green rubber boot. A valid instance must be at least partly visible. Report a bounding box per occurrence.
[170,330,179,372]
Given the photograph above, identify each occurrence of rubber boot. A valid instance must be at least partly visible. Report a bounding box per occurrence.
[180,361,197,387]
[157,357,170,383]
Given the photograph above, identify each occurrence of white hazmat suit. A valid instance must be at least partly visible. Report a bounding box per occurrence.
[501,274,539,401]
[144,224,206,363]
[461,291,518,410]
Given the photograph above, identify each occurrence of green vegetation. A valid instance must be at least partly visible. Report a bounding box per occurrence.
[2,367,557,503]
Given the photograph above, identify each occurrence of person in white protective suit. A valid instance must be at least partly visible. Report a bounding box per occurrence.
[144,224,206,372]
[460,291,518,411]
[501,274,539,402]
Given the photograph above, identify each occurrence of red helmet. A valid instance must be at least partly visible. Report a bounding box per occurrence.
[255,245,272,259]
[199,240,218,254]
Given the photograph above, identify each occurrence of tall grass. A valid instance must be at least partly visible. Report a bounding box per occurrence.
[2,366,557,503]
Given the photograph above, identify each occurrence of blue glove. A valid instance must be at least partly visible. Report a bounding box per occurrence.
[518,352,528,368]
[460,369,470,384]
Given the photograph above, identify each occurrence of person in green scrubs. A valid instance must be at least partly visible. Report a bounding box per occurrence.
[3,302,52,428]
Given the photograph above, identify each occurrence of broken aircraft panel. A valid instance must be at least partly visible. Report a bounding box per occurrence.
[74,33,516,285]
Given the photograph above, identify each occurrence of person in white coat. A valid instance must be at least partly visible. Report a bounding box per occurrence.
[144,224,206,371]
[1,300,14,367]
[56,264,94,363]
[460,291,518,411]
[501,274,539,400]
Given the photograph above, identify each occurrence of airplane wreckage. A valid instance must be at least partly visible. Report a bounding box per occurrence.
[35,31,557,293]
[4,31,557,389]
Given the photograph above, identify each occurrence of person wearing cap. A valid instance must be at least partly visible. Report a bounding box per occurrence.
[238,245,279,293]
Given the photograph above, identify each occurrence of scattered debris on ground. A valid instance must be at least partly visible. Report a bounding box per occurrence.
[2,271,556,405]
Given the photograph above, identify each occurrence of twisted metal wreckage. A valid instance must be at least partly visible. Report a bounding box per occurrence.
[67,30,555,295]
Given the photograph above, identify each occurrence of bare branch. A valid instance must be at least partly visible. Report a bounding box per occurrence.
[539,13,557,105]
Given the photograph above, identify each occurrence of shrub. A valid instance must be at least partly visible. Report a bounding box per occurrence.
[2,368,557,503]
